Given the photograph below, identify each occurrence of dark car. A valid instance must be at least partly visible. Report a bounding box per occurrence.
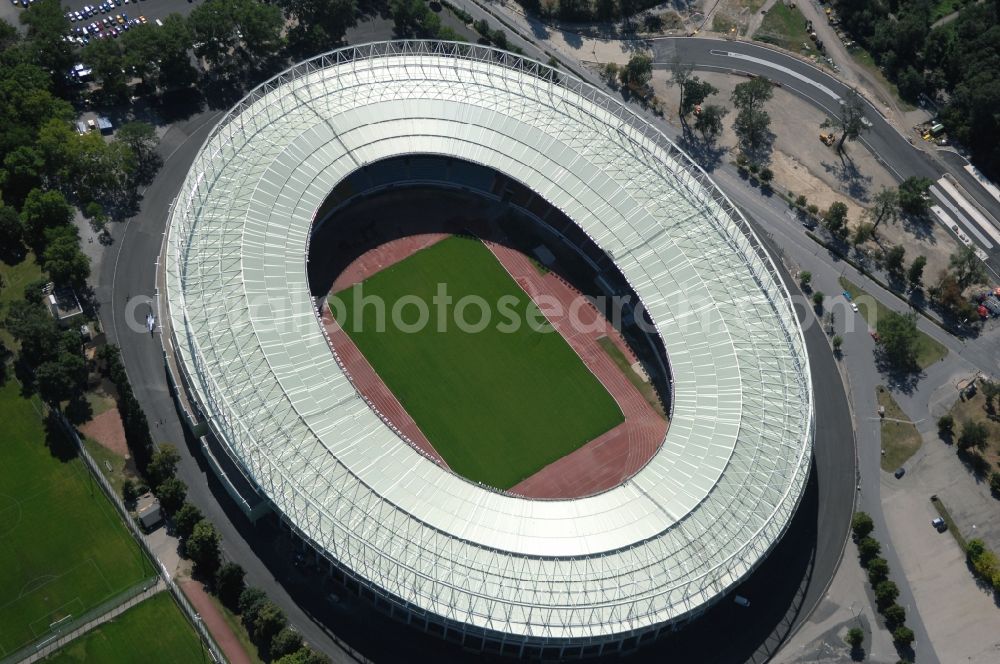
[894,467,906,479]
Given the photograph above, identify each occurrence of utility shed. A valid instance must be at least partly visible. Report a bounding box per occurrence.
[136,492,163,532]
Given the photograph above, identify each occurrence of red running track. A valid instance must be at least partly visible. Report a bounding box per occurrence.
[318,233,667,499]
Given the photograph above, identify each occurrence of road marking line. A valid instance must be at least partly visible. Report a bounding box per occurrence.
[936,178,1000,245]
[709,49,842,101]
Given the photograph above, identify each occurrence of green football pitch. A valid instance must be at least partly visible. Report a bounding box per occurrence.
[332,236,624,489]
[0,381,153,656]
[43,592,206,664]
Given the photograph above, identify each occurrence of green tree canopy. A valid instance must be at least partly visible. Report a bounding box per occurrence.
[693,104,727,142]
[215,562,246,611]
[173,502,204,540]
[907,255,927,289]
[187,520,222,577]
[949,245,987,288]
[147,444,181,490]
[876,310,920,371]
[898,176,933,216]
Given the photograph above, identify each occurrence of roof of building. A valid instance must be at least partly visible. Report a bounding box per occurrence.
[163,41,813,643]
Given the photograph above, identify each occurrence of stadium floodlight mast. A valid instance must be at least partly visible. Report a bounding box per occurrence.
[161,41,813,658]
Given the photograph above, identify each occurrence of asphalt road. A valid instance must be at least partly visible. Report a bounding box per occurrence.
[654,37,1000,269]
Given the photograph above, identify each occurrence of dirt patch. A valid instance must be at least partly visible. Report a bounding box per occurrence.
[651,69,961,280]
[79,407,129,458]
[179,580,252,664]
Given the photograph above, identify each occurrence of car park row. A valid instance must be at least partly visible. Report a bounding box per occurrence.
[63,12,149,45]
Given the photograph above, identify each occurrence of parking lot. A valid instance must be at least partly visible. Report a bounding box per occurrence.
[3,0,203,35]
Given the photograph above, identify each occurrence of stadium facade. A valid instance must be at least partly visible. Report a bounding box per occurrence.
[160,41,814,658]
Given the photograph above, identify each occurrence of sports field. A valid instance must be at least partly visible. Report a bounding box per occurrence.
[44,592,206,664]
[0,381,152,656]
[332,236,624,489]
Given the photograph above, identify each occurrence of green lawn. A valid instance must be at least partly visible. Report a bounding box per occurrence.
[332,236,624,489]
[0,254,45,349]
[838,277,948,369]
[43,592,206,664]
[876,385,922,471]
[596,336,666,418]
[754,3,812,54]
[0,381,152,656]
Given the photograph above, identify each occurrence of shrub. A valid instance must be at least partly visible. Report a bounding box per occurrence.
[845,626,864,648]
[799,271,812,288]
[990,471,1000,496]
[807,203,820,216]
[937,414,954,438]
[851,512,874,539]
[874,580,899,608]
[270,627,304,661]
[759,167,774,183]
[883,603,905,628]
[867,557,889,585]
[858,536,881,564]
[892,625,914,647]
[122,477,139,504]
[832,335,843,352]
[796,194,808,208]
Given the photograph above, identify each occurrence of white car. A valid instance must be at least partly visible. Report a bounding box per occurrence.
[850,302,859,313]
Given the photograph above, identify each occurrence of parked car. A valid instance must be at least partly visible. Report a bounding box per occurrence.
[931,517,946,531]
[894,467,905,479]
[734,595,750,607]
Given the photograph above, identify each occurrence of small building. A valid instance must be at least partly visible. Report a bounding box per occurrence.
[96,116,113,135]
[44,285,83,326]
[135,492,163,532]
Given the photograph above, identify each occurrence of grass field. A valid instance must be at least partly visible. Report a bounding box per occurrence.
[754,3,812,54]
[0,255,44,349]
[838,277,948,369]
[43,592,206,664]
[333,236,625,489]
[0,381,152,656]
[596,337,666,417]
[876,385,922,471]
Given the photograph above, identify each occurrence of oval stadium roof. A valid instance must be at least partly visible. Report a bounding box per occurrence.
[163,41,814,645]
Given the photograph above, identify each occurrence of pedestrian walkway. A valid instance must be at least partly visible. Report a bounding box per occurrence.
[21,580,166,664]
[180,579,253,664]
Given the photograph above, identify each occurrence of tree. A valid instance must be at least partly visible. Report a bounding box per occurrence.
[867,557,890,584]
[892,625,914,647]
[4,299,62,369]
[845,626,864,649]
[883,603,906,628]
[885,245,906,278]
[19,0,74,75]
[937,414,954,438]
[680,77,717,117]
[949,245,987,288]
[173,502,204,540]
[146,445,181,490]
[812,291,824,309]
[239,586,268,625]
[122,478,139,504]
[932,271,977,320]
[730,78,774,161]
[957,419,989,452]
[280,0,356,53]
[83,35,128,102]
[898,176,933,216]
[619,54,652,91]
[35,351,87,405]
[907,255,927,290]
[275,647,331,664]
[990,471,1000,496]
[832,335,843,353]
[115,122,161,186]
[270,627,304,661]
[187,520,222,576]
[42,232,90,286]
[389,0,440,38]
[858,536,882,563]
[189,0,284,73]
[874,579,899,608]
[253,601,287,651]
[20,188,73,251]
[156,477,187,514]
[595,0,615,21]
[799,271,812,289]
[824,88,869,153]
[693,104,727,141]
[0,205,24,260]
[669,57,694,116]
[823,201,850,239]
[851,511,875,539]
[215,562,246,610]
[876,310,920,371]
[866,187,900,233]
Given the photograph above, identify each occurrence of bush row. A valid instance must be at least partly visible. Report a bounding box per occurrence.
[851,512,915,655]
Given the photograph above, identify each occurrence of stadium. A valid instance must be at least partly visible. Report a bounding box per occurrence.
[160,41,814,658]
